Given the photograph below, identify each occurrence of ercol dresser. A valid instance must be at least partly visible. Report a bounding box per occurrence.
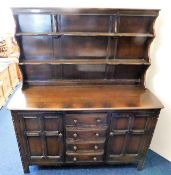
[8,8,163,173]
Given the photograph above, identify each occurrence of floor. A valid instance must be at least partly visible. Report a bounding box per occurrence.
[0,106,171,175]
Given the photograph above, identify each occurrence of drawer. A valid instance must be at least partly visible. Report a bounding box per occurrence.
[66,141,105,152]
[65,113,107,126]
[66,153,103,163]
[66,127,107,140]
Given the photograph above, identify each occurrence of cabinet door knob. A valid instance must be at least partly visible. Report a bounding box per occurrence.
[58,133,63,137]
[93,157,97,161]
[73,157,77,162]
[73,133,78,138]
[73,145,77,151]
[96,118,101,123]
[94,145,98,150]
[109,132,114,136]
[73,119,78,124]
[95,133,99,137]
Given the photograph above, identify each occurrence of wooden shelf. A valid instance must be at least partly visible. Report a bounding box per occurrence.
[19,59,150,65]
[16,32,154,37]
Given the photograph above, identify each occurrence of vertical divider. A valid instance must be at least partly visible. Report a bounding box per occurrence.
[57,14,63,80]
[39,116,47,158]
[51,14,55,60]
[121,115,134,155]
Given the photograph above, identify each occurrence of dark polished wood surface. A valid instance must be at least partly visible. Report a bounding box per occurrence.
[8,85,163,111]
[9,8,163,173]
[13,8,159,86]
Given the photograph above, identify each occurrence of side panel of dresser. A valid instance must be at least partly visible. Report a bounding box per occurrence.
[11,111,64,173]
[106,110,161,169]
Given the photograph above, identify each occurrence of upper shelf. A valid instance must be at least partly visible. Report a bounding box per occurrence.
[19,59,150,65]
[15,32,154,37]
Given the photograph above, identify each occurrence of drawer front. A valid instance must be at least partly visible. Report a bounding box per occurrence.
[65,113,107,126]
[66,142,105,152]
[66,154,103,163]
[66,128,107,140]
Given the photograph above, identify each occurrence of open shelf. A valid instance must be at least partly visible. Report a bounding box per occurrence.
[19,59,150,65]
[15,32,154,37]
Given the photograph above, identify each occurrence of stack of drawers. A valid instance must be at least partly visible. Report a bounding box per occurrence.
[65,113,108,163]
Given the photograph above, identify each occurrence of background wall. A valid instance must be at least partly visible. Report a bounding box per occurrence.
[0,0,170,161]
[146,4,171,162]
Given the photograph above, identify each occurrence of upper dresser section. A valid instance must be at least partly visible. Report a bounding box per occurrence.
[12,8,159,86]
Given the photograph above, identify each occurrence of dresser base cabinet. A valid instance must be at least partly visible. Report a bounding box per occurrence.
[11,110,160,173]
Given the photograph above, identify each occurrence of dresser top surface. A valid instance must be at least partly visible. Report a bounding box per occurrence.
[7,85,163,111]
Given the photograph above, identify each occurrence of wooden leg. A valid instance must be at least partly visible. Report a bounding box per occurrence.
[23,164,30,174]
[137,159,145,170]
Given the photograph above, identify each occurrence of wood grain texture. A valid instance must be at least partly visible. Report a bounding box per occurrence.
[9,8,163,173]
[7,85,163,111]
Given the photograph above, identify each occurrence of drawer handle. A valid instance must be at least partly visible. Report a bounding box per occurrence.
[109,132,114,136]
[73,145,77,151]
[73,119,78,124]
[73,133,78,138]
[95,133,99,137]
[94,145,98,150]
[58,133,63,137]
[96,118,101,123]
[93,157,97,161]
[73,157,77,162]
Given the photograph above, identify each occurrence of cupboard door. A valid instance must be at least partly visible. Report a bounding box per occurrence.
[20,112,64,163]
[106,111,155,162]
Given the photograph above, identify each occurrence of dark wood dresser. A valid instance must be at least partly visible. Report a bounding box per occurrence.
[8,8,163,173]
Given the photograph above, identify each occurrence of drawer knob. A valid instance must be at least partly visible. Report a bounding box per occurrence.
[73,145,77,151]
[58,133,63,137]
[73,133,78,138]
[73,157,77,162]
[109,132,114,136]
[93,157,97,161]
[96,119,101,123]
[73,119,78,124]
[94,145,98,150]
[95,133,99,137]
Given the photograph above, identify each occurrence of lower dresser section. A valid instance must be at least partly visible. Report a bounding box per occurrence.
[11,110,160,173]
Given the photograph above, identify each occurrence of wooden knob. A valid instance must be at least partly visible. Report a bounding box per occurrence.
[96,119,101,123]
[95,133,99,137]
[109,132,114,136]
[58,133,63,137]
[73,145,77,151]
[73,119,78,124]
[93,157,97,161]
[94,145,98,150]
[73,133,78,138]
[73,157,77,162]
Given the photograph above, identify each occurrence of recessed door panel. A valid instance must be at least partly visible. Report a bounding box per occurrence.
[28,136,43,156]
[127,134,144,154]
[108,134,126,155]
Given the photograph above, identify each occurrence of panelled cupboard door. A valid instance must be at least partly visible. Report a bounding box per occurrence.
[106,111,157,162]
[19,112,64,163]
